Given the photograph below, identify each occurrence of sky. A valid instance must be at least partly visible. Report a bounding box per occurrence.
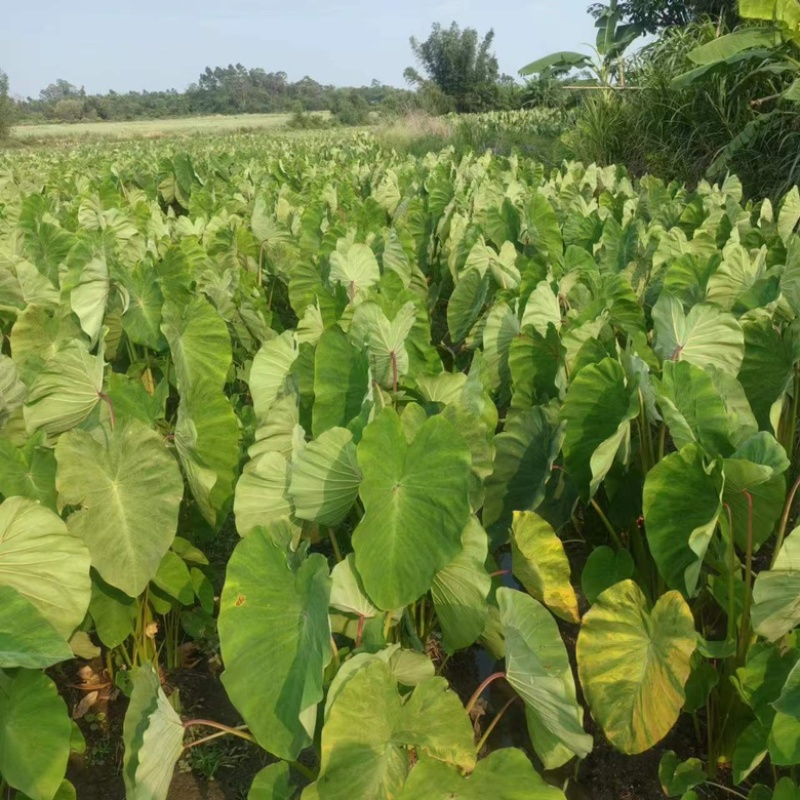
[2,0,598,99]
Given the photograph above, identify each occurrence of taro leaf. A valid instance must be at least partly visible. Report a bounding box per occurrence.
[733,720,770,784]
[329,242,381,300]
[312,328,370,437]
[23,341,104,436]
[174,385,240,527]
[511,511,579,623]
[322,646,435,720]
[509,324,565,409]
[250,331,299,421]
[652,294,744,376]
[773,657,800,722]
[561,357,639,499]
[0,585,72,668]
[349,301,416,391]
[0,354,26,429]
[656,360,733,457]
[498,588,593,769]
[0,669,72,800]
[161,296,232,393]
[769,712,800,766]
[249,763,295,800]
[397,748,567,800]
[483,404,563,544]
[70,255,110,346]
[774,779,800,800]
[581,546,634,605]
[352,409,471,610]
[658,751,706,797]
[218,529,331,761]
[448,268,490,342]
[0,434,57,510]
[752,528,800,640]
[121,265,167,351]
[89,574,136,649]
[0,496,91,641]
[737,319,797,433]
[330,554,379,618]
[733,642,799,729]
[643,444,724,597]
[521,281,562,336]
[305,660,475,800]
[431,517,492,653]
[152,552,194,606]
[708,367,759,449]
[234,450,296,537]
[576,580,697,754]
[55,420,184,598]
[122,664,184,800]
[483,302,520,394]
[289,427,362,526]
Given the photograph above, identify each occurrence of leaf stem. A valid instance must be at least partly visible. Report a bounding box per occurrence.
[705,783,748,800]
[737,490,755,664]
[590,498,624,550]
[475,696,518,754]
[355,615,365,649]
[771,471,800,568]
[465,672,506,715]
[182,720,257,745]
[288,760,319,782]
[326,527,343,563]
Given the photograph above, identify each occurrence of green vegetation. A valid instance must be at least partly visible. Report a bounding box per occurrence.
[2,118,800,799]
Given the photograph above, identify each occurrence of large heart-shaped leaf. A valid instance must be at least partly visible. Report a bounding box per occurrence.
[289,427,362,526]
[397,749,567,800]
[122,664,185,800]
[23,342,104,436]
[250,332,299,421]
[55,420,184,597]
[576,580,696,754]
[643,444,724,596]
[234,450,296,536]
[511,511,579,623]
[0,669,72,800]
[498,588,593,769]
[561,357,639,499]
[0,435,57,510]
[652,294,744,376]
[329,241,381,300]
[431,517,492,653]
[69,255,110,346]
[353,409,471,610]
[0,354,26,429]
[218,529,332,761]
[752,527,800,640]
[304,660,475,800]
[0,585,72,669]
[0,496,91,638]
[249,763,295,800]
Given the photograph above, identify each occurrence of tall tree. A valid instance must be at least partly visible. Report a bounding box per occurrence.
[404,22,500,112]
[0,70,12,139]
[589,0,739,33]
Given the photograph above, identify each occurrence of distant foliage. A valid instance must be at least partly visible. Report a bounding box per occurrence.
[404,22,502,113]
[0,70,12,139]
[588,0,739,32]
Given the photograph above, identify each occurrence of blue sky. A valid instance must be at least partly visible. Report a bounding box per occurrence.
[3,0,598,99]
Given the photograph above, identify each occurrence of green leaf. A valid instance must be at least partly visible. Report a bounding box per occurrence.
[121,266,167,351]
[312,328,370,437]
[249,763,295,800]
[483,302,520,395]
[161,296,232,393]
[23,341,104,436]
[329,241,381,300]
[656,360,733,457]
[398,748,567,799]
[483,404,563,541]
[658,751,706,797]
[289,427,362,526]
[581,546,634,605]
[576,580,697,754]
[733,720,770,784]
[431,517,492,653]
[353,409,471,610]
[152,551,194,606]
[511,511,579,623]
[234,450,296,537]
[448,268,490,343]
[498,588,592,769]
[122,664,184,800]
[652,294,744,376]
[643,444,724,596]
[69,255,109,346]
[752,528,800,640]
[0,585,72,668]
[0,669,71,800]
[218,529,331,761]
[250,332,299,421]
[519,51,593,75]
[330,554,379,618]
[0,435,57,510]
[0,354,26,430]
[55,419,184,597]
[0,496,91,638]
[306,660,475,799]
[561,357,639,499]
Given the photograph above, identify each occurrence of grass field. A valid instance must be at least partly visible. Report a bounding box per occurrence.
[9,112,317,142]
